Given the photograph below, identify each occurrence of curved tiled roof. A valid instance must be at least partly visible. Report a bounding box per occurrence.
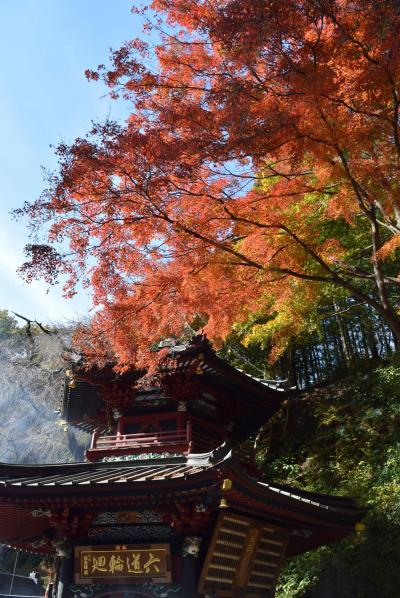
[0,445,365,522]
[63,338,286,441]
[0,445,367,561]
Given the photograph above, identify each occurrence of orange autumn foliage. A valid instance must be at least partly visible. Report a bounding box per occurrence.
[18,0,400,367]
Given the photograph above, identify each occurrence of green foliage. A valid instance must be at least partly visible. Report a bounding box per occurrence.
[259,355,400,597]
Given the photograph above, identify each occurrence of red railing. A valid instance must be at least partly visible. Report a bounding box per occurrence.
[86,420,222,461]
[92,428,190,451]
[86,423,193,461]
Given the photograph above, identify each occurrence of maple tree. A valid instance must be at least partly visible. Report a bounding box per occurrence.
[18,0,400,366]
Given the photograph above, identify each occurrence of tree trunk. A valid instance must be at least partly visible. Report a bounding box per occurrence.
[369,210,400,347]
[364,308,379,359]
[334,303,352,364]
[335,277,400,348]
[379,321,392,355]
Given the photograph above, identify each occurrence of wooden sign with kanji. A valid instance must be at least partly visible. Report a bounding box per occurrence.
[74,544,171,584]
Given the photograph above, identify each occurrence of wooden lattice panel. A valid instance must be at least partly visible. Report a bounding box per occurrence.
[198,512,288,597]
[246,524,287,595]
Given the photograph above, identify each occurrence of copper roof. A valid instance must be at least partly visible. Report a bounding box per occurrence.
[0,445,367,560]
[0,445,365,522]
[63,337,286,439]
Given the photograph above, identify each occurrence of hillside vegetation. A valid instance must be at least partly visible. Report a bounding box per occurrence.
[257,356,400,597]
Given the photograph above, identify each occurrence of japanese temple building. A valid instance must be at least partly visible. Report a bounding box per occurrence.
[0,337,366,598]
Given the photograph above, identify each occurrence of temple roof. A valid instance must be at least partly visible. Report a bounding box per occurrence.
[0,445,366,557]
[162,335,287,400]
[0,457,207,488]
[0,445,360,516]
[63,337,286,440]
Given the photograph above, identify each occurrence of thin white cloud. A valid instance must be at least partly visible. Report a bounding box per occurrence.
[0,223,91,323]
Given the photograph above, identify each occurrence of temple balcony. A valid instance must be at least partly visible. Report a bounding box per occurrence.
[85,421,215,461]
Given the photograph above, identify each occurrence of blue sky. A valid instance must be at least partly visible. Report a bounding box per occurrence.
[0,0,142,324]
